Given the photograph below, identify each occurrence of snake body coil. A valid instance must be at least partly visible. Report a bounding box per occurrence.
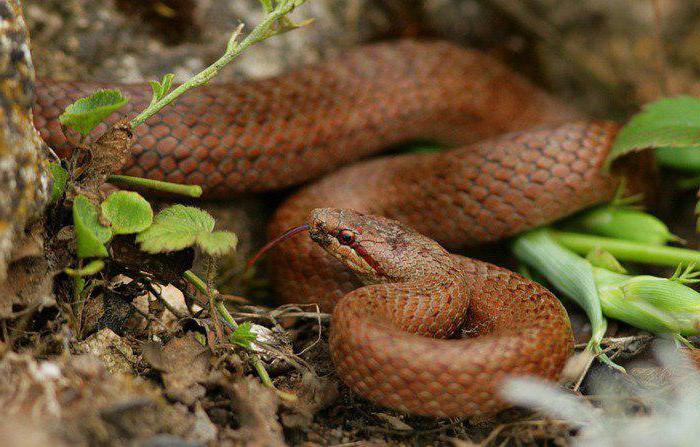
[34,40,636,416]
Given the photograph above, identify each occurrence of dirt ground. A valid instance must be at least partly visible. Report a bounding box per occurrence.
[6,1,700,446]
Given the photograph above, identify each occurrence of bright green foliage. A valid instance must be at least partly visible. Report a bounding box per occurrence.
[229,321,257,349]
[513,229,621,371]
[196,231,238,257]
[48,162,68,204]
[606,96,700,170]
[59,89,129,137]
[586,248,627,273]
[101,191,153,235]
[259,0,273,12]
[73,195,111,258]
[148,74,175,106]
[65,260,105,277]
[669,263,700,285]
[259,0,313,38]
[595,268,700,336]
[656,146,700,172]
[136,205,237,255]
[565,205,678,245]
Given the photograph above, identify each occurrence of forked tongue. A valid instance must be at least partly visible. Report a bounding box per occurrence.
[244,224,311,274]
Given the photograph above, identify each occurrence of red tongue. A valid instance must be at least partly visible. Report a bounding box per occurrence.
[244,224,311,274]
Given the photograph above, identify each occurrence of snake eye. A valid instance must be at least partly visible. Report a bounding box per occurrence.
[337,229,355,246]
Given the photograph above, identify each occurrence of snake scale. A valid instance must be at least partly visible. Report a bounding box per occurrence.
[33,40,639,417]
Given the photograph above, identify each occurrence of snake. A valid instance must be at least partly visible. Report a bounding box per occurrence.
[32,40,645,417]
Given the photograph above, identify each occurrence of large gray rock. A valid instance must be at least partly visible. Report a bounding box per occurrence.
[0,1,50,283]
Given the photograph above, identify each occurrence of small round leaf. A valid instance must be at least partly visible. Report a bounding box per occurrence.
[101,191,153,235]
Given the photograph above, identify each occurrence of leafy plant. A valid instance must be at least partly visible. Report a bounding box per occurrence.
[136,205,237,256]
[44,0,307,398]
[101,191,153,234]
[230,321,258,349]
[48,162,68,204]
[605,96,700,170]
[73,195,111,258]
[59,89,129,137]
[147,73,175,107]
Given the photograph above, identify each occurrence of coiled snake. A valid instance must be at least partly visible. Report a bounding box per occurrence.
[33,40,639,417]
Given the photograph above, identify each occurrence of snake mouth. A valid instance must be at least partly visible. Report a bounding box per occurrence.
[308,225,332,248]
[245,224,310,273]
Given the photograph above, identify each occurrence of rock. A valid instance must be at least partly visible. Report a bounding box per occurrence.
[0,1,50,288]
[25,0,406,82]
[75,327,138,374]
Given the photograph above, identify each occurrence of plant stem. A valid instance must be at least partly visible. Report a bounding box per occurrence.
[251,354,297,401]
[216,301,238,328]
[184,270,208,294]
[130,0,307,128]
[183,270,294,398]
[107,175,202,197]
[552,231,700,267]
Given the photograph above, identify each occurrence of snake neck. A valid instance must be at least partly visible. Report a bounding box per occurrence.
[354,254,470,339]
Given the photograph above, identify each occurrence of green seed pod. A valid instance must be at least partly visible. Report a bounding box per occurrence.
[566,205,678,246]
[586,248,626,273]
[595,268,700,336]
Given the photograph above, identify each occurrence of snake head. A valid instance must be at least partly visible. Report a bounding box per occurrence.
[308,208,452,284]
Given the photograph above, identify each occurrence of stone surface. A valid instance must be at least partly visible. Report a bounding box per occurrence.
[0,1,50,284]
[25,0,405,82]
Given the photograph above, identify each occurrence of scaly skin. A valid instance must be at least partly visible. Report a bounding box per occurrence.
[33,40,578,196]
[308,209,573,417]
[33,40,639,416]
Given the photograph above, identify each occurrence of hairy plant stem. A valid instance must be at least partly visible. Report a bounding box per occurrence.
[130,0,308,128]
[107,175,202,197]
[183,269,295,400]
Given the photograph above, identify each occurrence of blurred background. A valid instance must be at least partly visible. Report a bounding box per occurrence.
[25,0,700,120]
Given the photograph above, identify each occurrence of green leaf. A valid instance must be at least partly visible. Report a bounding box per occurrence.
[136,205,237,255]
[65,260,105,277]
[259,0,273,13]
[230,322,257,349]
[73,195,111,258]
[136,205,214,253]
[148,73,175,104]
[48,162,68,204]
[656,146,700,172]
[101,191,153,235]
[59,89,129,137]
[606,96,700,170]
[196,231,237,257]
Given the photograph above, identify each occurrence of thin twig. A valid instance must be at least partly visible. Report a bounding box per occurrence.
[130,0,309,128]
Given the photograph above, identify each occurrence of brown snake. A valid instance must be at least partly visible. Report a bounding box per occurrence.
[33,40,642,417]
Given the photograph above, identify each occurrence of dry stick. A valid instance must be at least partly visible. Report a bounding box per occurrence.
[206,259,225,344]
